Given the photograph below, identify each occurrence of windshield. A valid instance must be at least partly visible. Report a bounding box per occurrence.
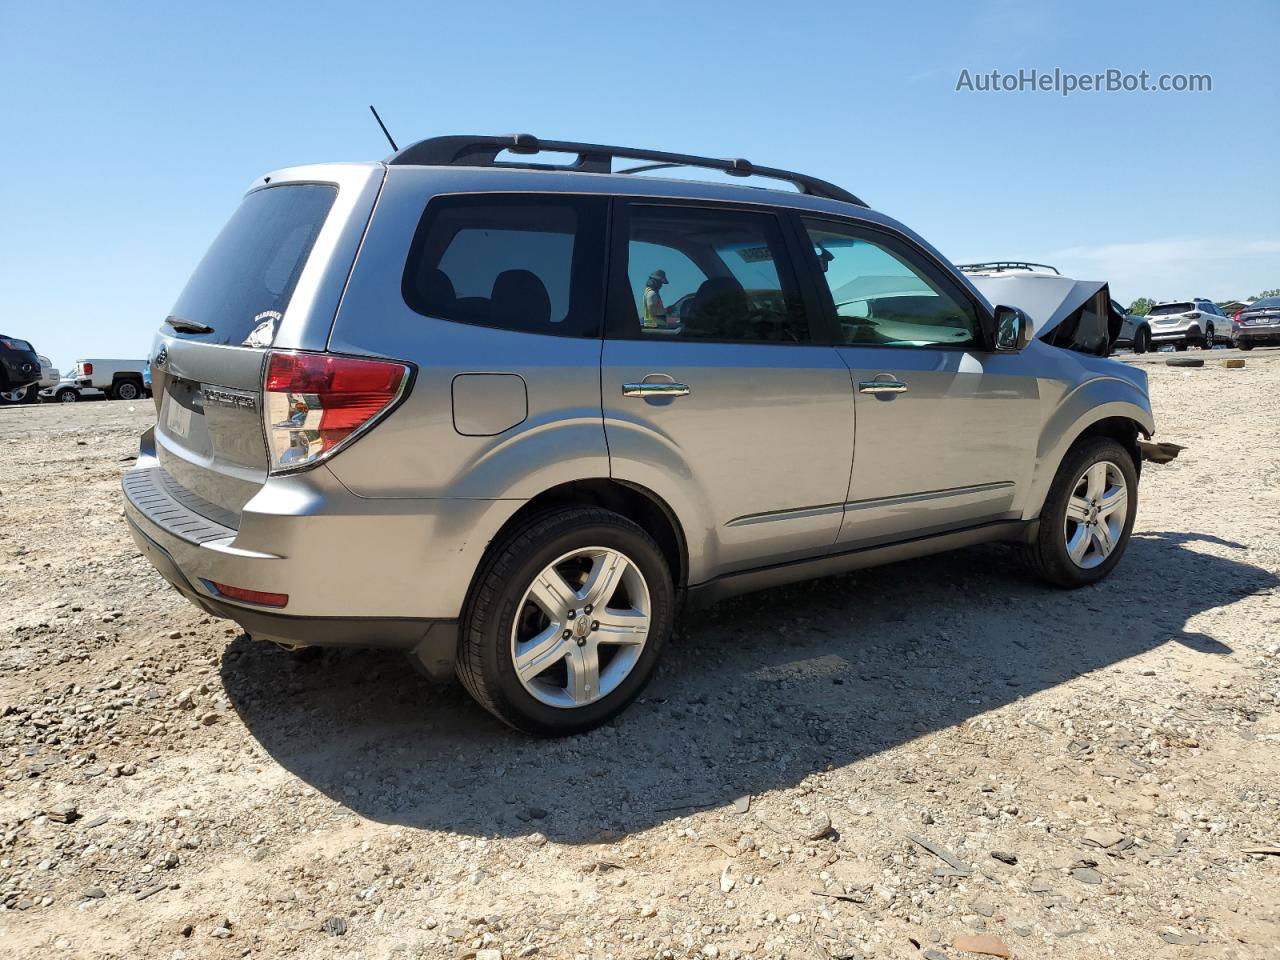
[1149,302,1194,316]
[167,183,337,347]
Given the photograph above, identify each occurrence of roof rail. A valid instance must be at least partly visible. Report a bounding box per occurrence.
[386,134,866,207]
[955,261,1060,275]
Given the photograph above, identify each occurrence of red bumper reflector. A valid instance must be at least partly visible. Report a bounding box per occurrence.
[211,582,289,608]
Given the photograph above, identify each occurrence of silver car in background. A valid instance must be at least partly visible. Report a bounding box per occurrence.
[1147,298,1225,350]
[123,136,1166,735]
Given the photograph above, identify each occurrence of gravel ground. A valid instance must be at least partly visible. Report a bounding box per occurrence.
[2,356,1278,960]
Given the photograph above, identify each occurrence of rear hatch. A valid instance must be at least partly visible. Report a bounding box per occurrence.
[150,168,381,524]
[0,337,41,386]
[1148,302,1195,329]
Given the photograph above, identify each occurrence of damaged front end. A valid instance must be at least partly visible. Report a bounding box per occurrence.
[963,267,1121,356]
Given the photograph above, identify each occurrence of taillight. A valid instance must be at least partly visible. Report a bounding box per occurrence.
[82,362,94,375]
[263,350,410,473]
[1232,310,1242,325]
[1185,311,1200,320]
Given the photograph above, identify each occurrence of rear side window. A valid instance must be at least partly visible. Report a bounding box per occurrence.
[403,194,606,337]
[169,184,337,347]
[616,203,810,343]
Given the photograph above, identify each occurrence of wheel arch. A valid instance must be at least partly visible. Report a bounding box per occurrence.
[478,478,689,592]
[1025,379,1153,520]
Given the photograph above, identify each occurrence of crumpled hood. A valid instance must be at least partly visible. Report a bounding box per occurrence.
[966,272,1112,341]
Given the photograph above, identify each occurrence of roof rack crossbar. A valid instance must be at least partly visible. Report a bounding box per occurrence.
[386,134,865,207]
[955,261,1061,275]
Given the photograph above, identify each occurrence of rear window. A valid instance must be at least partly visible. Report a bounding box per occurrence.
[168,183,337,347]
[1,338,34,352]
[1150,302,1194,316]
[1251,297,1280,309]
[402,194,606,338]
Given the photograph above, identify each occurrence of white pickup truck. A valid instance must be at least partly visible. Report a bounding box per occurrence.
[53,358,149,401]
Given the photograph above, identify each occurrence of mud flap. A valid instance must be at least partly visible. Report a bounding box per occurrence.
[1137,439,1184,464]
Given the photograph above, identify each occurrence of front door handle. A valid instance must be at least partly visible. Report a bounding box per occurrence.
[858,379,908,395]
[622,382,691,398]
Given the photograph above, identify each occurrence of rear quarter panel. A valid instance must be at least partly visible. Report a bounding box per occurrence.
[324,169,609,500]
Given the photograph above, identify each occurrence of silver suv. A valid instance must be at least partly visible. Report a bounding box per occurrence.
[124,135,1162,735]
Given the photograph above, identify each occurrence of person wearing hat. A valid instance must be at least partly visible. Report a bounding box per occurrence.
[642,269,670,329]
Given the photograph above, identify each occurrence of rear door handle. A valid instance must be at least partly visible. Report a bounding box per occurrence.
[858,380,908,395]
[622,382,690,398]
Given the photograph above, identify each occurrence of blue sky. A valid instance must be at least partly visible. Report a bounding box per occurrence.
[2,0,1277,370]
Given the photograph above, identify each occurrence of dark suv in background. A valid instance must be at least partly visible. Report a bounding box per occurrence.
[0,335,42,406]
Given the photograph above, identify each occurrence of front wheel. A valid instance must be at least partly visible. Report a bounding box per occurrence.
[456,508,675,736]
[1203,325,1215,349]
[1024,438,1138,588]
[1133,327,1151,353]
[57,388,79,403]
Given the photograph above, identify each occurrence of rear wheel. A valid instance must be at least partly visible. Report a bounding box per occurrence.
[0,385,32,406]
[1024,437,1138,589]
[1133,327,1151,353]
[112,379,142,401]
[1174,340,1188,351]
[457,508,674,736]
[1238,342,1253,351]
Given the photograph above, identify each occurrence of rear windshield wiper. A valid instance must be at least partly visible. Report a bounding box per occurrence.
[164,315,214,334]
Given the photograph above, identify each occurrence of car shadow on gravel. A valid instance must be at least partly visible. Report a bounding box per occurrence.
[221,534,1274,844]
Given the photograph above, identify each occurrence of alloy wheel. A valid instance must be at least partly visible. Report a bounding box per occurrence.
[1063,461,1128,569]
[510,547,651,709]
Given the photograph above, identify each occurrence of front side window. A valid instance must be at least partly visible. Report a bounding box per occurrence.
[802,219,979,348]
[403,194,605,337]
[621,205,810,342]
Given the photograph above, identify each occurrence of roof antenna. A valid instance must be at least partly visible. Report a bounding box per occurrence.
[369,105,398,152]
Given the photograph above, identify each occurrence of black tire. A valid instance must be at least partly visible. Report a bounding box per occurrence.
[1174,341,1188,351]
[1238,342,1253,351]
[112,379,142,401]
[1023,437,1138,589]
[457,507,675,736]
[1133,327,1151,354]
[0,385,28,406]
[56,388,79,403]
[1203,325,1214,349]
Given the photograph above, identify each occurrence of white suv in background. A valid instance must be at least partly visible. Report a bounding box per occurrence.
[1147,299,1226,351]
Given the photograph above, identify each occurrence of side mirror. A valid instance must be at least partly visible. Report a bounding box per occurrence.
[992,305,1032,352]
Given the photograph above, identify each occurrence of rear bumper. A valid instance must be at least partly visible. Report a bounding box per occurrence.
[125,513,458,676]
[1149,325,1201,342]
[121,445,523,667]
[1235,325,1280,345]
